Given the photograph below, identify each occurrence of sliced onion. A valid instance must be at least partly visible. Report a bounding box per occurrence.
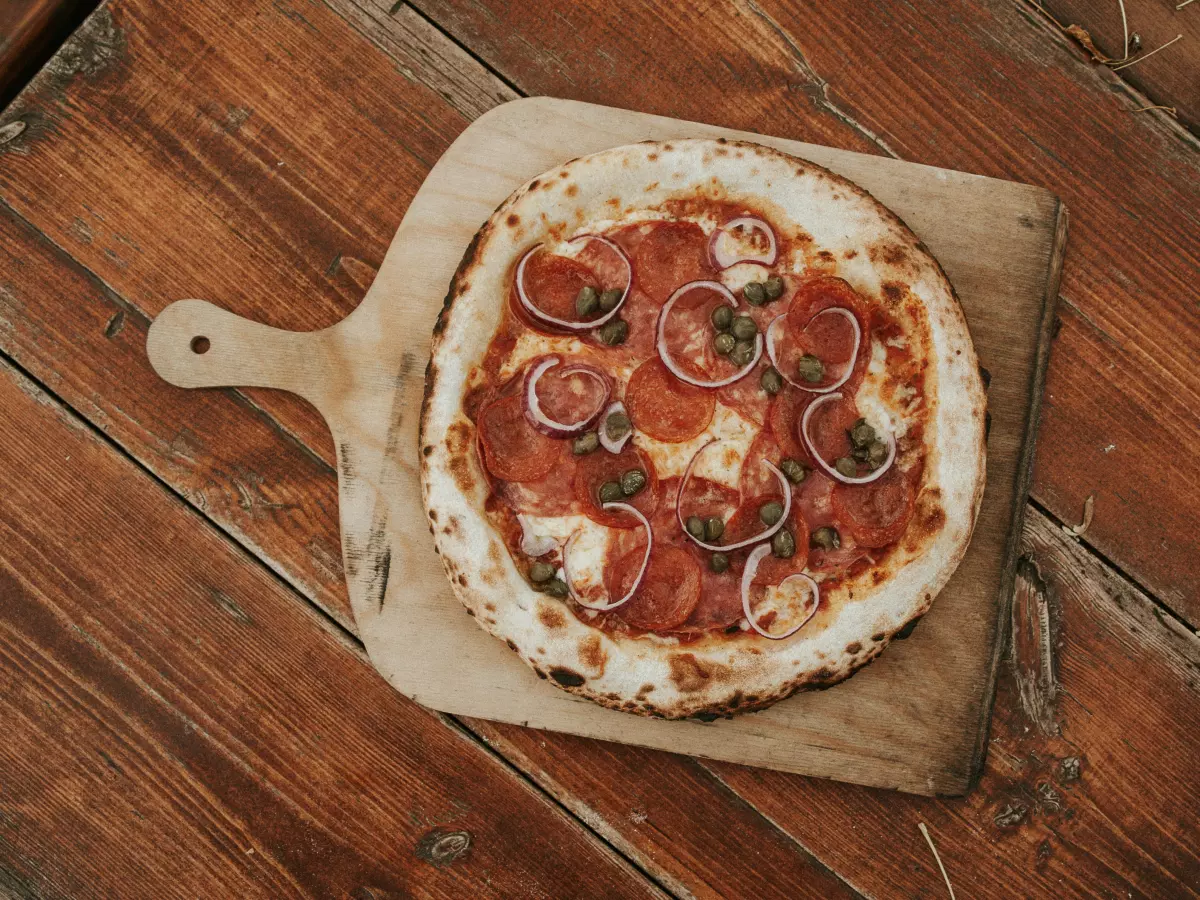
[523,356,611,437]
[517,514,557,557]
[741,545,820,640]
[765,307,861,393]
[676,440,791,551]
[515,236,632,331]
[657,281,762,388]
[800,391,897,484]
[562,502,652,611]
[598,400,632,454]
[709,217,777,269]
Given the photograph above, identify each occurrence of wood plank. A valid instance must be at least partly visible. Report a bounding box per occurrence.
[0,356,660,899]
[406,0,1200,622]
[1035,0,1200,130]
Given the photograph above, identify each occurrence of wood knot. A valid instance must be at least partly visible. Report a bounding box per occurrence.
[993,801,1029,828]
[416,829,472,867]
[1058,756,1082,782]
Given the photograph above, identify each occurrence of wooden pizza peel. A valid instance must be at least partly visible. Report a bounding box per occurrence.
[146,97,1066,796]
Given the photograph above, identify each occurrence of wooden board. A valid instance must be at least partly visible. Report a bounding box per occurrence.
[147,96,1066,796]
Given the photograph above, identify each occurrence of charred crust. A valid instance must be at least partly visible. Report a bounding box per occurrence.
[978,365,992,390]
[897,615,922,639]
[845,642,862,655]
[549,667,585,688]
[505,639,518,652]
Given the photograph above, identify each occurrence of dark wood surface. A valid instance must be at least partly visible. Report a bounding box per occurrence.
[0,0,1196,896]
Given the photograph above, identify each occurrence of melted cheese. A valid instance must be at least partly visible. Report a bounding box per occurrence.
[858,337,908,439]
[633,404,757,488]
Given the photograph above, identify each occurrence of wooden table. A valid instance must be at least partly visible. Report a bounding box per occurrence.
[0,1,1196,896]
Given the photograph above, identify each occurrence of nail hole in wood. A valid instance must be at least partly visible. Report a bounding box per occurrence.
[191,336,210,354]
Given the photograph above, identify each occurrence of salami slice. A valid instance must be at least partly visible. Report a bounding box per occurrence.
[478,394,560,483]
[609,544,702,630]
[574,443,660,528]
[625,357,715,443]
[831,465,917,548]
[498,445,579,516]
[528,356,610,427]
[514,251,600,330]
[802,393,859,466]
[767,389,813,463]
[722,495,811,587]
[633,220,715,303]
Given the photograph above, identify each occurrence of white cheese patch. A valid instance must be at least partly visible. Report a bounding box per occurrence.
[720,262,772,293]
[518,514,614,598]
[856,337,908,439]
[499,331,587,381]
[633,403,758,488]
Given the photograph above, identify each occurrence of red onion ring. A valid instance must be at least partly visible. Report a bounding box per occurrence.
[598,400,632,454]
[709,216,778,270]
[562,502,652,611]
[800,391,897,484]
[515,236,632,331]
[741,545,820,640]
[523,356,611,437]
[657,281,762,388]
[676,439,791,551]
[765,307,862,393]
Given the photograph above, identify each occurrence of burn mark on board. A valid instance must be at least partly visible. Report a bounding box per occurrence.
[370,548,392,612]
[1011,555,1060,736]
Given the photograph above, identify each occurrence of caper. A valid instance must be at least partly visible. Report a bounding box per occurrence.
[764,276,785,300]
[711,305,734,332]
[709,552,730,574]
[598,318,629,346]
[541,578,569,599]
[743,281,767,306]
[759,500,784,526]
[529,561,556,583]
[598,288,623,312]
[811,525,841,550]
[620,468,647,497]
[852,444,871,463]
[575,285,600,318]
[866,440,889,469]
[686,515,705,540]
[780,458,808,484]
[573,431,600,455]
[731,315,758,341]
[713,332,736,356]
[771,528,796,559]
[835,457,858,478]
[760,366,783,395]
[704,516,724,542]
[598,481,623,504]
[730,340,755,367]
[605,411,632,440]
[849,418,876,448]
[796,354,824,383]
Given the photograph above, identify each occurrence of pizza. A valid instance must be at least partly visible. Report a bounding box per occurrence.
[420,139,985,720]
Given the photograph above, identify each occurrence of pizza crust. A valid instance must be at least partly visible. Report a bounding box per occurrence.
[420,139,986,719]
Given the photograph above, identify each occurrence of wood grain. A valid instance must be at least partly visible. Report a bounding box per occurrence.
[407,0,1200,623]
[0,356,660,900]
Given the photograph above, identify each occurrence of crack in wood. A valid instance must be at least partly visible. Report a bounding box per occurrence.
[1011,555,1060,735]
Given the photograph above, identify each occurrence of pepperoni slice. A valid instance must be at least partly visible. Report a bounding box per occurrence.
[803,393,859,466]
[625,358,715,443]
[514,251,599,330]
[609,544,702,630]
[783,276,871,394]
[831,466,917,548]
[633,221,715,303]
[722,495,811,587]
[478,394,559,483]
[573,443,660,528]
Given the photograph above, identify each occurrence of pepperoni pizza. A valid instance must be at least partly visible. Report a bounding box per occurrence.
[420,139,986,719]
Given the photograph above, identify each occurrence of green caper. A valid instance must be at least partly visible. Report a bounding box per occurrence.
[730,340,755,367]
[598,288,623,312]
[849,418,876,448]
[743,281,767,306]
[852,444,871,463]
[711,305,734,332]
[573,431,600,455]
[759,500,784,526]
[713,332,736,356]
[709,552,730,574]
[575,285,600,318]
[811,526,840,550]
[731,315,758,341]
[598,481,623,504]
[704,516,724,542]
[620,469,647,497]
[866,440,889,469]
[764,276,785,300]
[796,354,824,383]
[686,515,705,540]
[605,411,632,441]
[598,318,629,346]
[541,578,569,599]
[780,458,808,484]
[771,528,796,559]
[529,561,556,583]
[760,366,783,395]
[835,457,858,478]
